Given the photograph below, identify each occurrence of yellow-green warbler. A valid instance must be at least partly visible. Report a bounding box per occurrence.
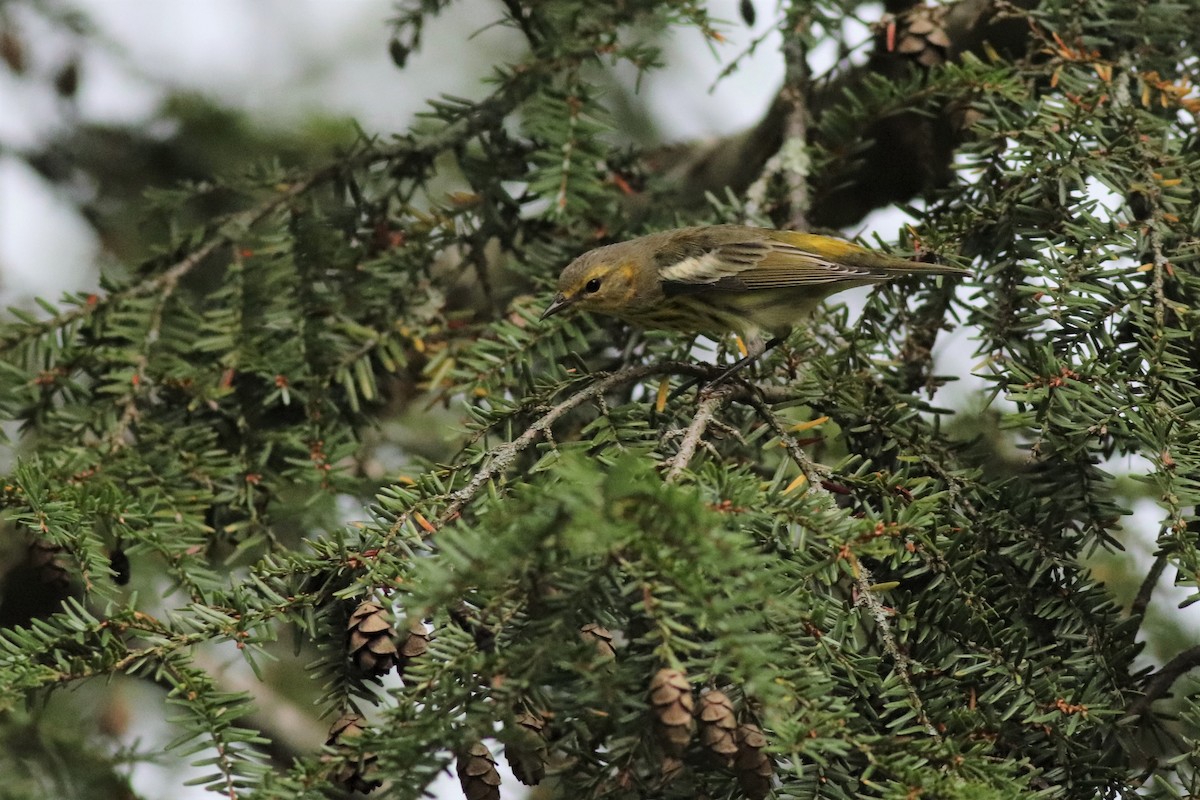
[541,225,968,353]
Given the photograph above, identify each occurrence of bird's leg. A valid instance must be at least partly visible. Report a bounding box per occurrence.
[666,336,783,403]
[709,336,783,386]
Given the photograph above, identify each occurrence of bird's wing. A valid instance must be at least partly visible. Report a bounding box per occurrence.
[659,237,885,295]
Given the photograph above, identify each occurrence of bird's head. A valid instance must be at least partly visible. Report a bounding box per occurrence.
[540,243,647,321]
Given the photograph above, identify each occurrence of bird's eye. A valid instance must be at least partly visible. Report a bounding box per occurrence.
[584,278,602,294]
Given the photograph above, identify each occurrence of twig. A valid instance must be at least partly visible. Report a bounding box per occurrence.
[1131,549,1170,621]
[1127,644,1200,719]
[744,391,935,735]
[743,393,829,490]
[664,385,735,483]
[385,362,801,542]
[853,562,939,738]
[108,249,192,450]
[433,362,704,527]
[500,0,540,47]
[1149,243,1168,327]
[708,416,749,447]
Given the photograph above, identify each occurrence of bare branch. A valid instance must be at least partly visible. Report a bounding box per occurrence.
[780,8,812,230]
[382,363,808,544]
[500,0,540,48]
[433,361,712,528]
[743,392,830,490]
[664,385,735,483]
[1131,549,1170,621]
[1127,644,1200,719]
[853,563,939,738]
[646,0,1033,229]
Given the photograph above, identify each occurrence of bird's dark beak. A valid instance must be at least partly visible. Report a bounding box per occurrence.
[540,293,573,320]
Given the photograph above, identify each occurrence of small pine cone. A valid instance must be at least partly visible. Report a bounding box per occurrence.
[506,711,549,786]
[733,723,773,800]
[696,690,738,767]
[579,622,616,660]
[326,713,382,794]
[456,742,501,800]
[881,4,951,68]
[397,618,433,678]
[661,755,685,782]
[348,601,399,677]
[648,668,694,756]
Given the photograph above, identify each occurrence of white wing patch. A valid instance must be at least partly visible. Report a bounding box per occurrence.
[658,250,731,284]
[659,240,889,291]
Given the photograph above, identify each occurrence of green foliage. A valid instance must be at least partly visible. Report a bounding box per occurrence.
[1,0,1199,798]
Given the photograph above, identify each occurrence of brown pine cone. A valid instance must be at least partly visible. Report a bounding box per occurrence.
[648,668,694,756]
[325,713,382,794]
[397,617,433,678]
[505,711,549,786]
[456,742,501,800]
[579,622,616,660]
[347,601,399,677]
[880,4,952,68]
[696,690,739,767]
[733,723,773,800]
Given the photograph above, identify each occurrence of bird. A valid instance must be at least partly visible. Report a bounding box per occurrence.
[540,224,969,356]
